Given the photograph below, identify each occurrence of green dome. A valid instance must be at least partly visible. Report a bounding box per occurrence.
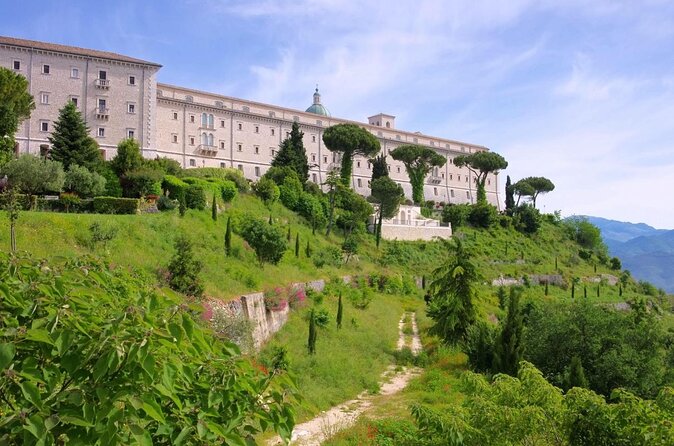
[306,88,331,117]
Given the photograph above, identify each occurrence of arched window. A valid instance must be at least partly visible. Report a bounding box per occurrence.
[208,114,214,128]
[208,133,214,146]
[201,132,208,145]
[201,113,208,126]
[386,121,390,128]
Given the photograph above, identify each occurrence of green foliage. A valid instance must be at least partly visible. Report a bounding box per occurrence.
[518,176,555,208]
[48,101,101,170]
[0,253,296,444]
[3,187,20,252]
[454,151,508,204]
[263,165,298,186]
[514,203,542,234]
[492,287,524,375]
[336,293,343,328]
[254,176,280,210]
[123,167,163,198]
[146,156,182,176]
[239,216,288,265]
[184,184,206,210]
[0,67,34,165]
[563,216,607,255]
[322,123,381,185]
[524,300,670,397]
[342,235,359,263]
[161,174,188,198]
[513,178,536,205]
[308,308,318,355]
[467,203,498,228]
[98,163,123,197]
[92,197,139,214]
[63,164,106,198]
[505,175,515,214]
[156,195,177,211]
[442,204,471,229]
[167,234,204,298]
[565,355,589,390]
[87,221,117,250]
[220,179,237,203]
[296,192,327,231]
[224,216,232,256]
[279,174,303,209]
[295,232,300,257]
[312,245,342,268]
[2,154,64,199]
[428,239,479,343]
[271,121,309,184]
[370,154,389,182]
[371,176,404,218]
[390,144,446,204]
[110,138,143,177]
[464,321,496,373]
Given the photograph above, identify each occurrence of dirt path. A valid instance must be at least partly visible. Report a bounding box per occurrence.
[267,312,423,446]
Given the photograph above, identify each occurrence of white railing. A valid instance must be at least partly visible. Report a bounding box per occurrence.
[94,78,110,88]
[196,144,218,156]
[384,218,446,228]
[95,108,109,119]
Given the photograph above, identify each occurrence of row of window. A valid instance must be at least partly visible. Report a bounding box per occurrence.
[12,60,138,86]
[37,93,137,116]
[36,120,135,139]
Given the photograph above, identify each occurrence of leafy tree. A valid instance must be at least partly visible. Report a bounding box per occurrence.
[464,321,496,373]
[519,176,555,208]
[263,165,298,187]
[211,192,217,221]
[505,175,515,214]
[467,202,498,228]
[64,164,106,198]
[167,234,204,298]
[279,174,303,210]
[492,287,524,375]
[453,151,508,204]
[220,180,237,205]
[49,101,101,170]
[178,191,186,217]
[98,163,123,197]
[514,203,541,234]
[2,154,64,203]
[322,123,380,185]
[324,170,341,236]
[563,217,607,255]
[253,177,280,218]
[124,167,163,198]
[3,187,20,251]
[565,355,589,390]
[512,178,535,206]
[610,256,622,271]
[147,156,182,175]
[336,293,343,328]
[110,138,143,177]
[224,216,232,256]
[370,154,389,181]
[335,186,373,235]
[370,176,404,248]
[0,252,297,444]
[0,67,35,165]
[296,192,327,234]
[240,217,288,266]
[341,235,359,263]
[390,144,446,204]
[427,239,479,343]
[271,121,309,184]
[441,203,471,229]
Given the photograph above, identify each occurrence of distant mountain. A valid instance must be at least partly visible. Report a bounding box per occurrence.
[581,216,674,293]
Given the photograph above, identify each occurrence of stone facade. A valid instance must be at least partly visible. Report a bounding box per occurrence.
[1,35,501,207]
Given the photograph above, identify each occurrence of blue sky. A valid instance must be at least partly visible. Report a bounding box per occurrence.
[3,0,674,228]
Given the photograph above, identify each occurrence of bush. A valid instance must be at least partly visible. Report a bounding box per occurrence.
[98,163,123,197]
[220,180,238,203]
[279,175,303,210]
[93,197,139,214]
[253,177,280,209]
[468,203,497,228]
[64,164,107,198]
[312,246,342,268]
[610,256,622,270]
[167,234,204,298]
[123,167,163,198]
[147,157,182,175]
[514,204,541,234]
[37,196,94,213]
[239,217,288,265]
[442,203,471,229]
[296,192,327,229]
[263,165,298,186]
[162,175,188,198]
[184,184,206,210]
[2,154,65,198]
[156,195,177,211]
[184,167,251,192]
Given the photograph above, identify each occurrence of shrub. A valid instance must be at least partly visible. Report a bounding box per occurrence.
[312,246,342,268]
[64,164,107,198]
[264,287,288,311]
[98,163,123,197]
[162,174,188,198]
[610,256,622,270]
[156,195,177,211]
[207,303,254,353]
[2,154,65,199]
[220,180,238,203]
[296,192,327,230]
[123,167,163,198]
[468,203,497,228]
[184,184,206,210]
[442,203,471,229]
[253,177,280,209]
[58,192,81,213]
[279,175,303,210]
[239,216,288,265]
[514,204,541,234]
[147,157,182,175]
[93,197,139,214]
[263,165,298,186]
[167,234,204,298]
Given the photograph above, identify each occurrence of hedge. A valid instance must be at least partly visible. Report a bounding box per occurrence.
[184,185,206,210]
[162,175,188,199]
[37,197,94,213]
[93,197,139,214]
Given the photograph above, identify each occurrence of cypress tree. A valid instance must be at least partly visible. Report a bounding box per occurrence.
[178,192,186,217]
[224,216,232,256]
[211,192,217,221]
[619,284,623,297]
[336,293,343,329]
[505,241,508,256]
[305,239,311,257]
[492,288,524,376]
[295,233,300,257]
[287,227,291,241]
[565,356,589,390]
[504,175,515,214]
[49,101,101,170]
[421,275,426,290]
[544,281,549,296]
[555,257,558,271]
[597,285,600,298]
[268,214,273,225]
[497,286,507,310]
[583,285,587,299]
[571,282,575,299]
[308,308,317,355]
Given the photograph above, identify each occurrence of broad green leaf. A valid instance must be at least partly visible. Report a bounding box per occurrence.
[20,381,43,409]
[24,414,46,440]
[25,328,53,345]
[142,396,166,424]
[0,343,15,370]
[60,415,94,427]
[129,424,152,446]
[174,427,191,445]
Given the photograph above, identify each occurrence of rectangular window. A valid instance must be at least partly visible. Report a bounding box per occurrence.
[70,97,78,107]
[357,161,361,168]
[127,103,136,114]
[237,144,243,152]
[190,115,195,123]
[71,67,79,78]
[271,128,275,136]
[98,128,105,138]
[42,64,50,74]
[312,173,317,183]
[40,121,48,132]
[173,112,178,120]
[238,123,242,130]
[397,167,401,173]
[312,154,316,162]
[127,129,135,138]
[13,60,20,70]
[220,162,226,168]
[220,141,225,149]
[254,125,259,133]
[434,187,438,196]
[98,98,106,110]
[323,156,328,163]
[466,191,470,198]
[254,146,259,154]
[190,159,196,167]
[270,149,276,157]
[98,70,107,80]
[172,134,178,143]
[128,75,136,85]
[357,178,362,187]
[237,164,243,171]
[221,120,225,128]
[40,92,49,105]
[190,137,195,145]
[255,166,260,177]
[312,135,316,142]
[450,189,455,198]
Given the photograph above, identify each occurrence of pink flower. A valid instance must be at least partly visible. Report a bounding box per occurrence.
[202,302,213,321]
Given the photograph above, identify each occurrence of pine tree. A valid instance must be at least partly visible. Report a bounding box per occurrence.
[308,308,317,355]
[295,233,300,257]
[271,121,309,184]
[492,288,524,376]
[565,355,589,390]
[336,293,343,329]
[211,192,217,221]
[370,154,389,182]
[505,175,515,214]
[49,101,101,170]
[224,216,232,256]
[305,239,311,257]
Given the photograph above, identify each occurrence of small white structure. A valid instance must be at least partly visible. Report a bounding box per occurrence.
[370,205,452,241]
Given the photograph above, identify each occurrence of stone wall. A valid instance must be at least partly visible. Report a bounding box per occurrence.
[380,224,452,241]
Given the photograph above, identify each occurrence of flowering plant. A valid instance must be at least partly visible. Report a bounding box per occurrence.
[264,287,288,311]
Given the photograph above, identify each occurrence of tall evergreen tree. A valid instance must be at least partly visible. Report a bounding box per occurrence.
[110,138,143,177]
[336,293,343,329]
[564,355,589,390]
[271,121,309,184]
[49,101,101,170]
[370,154,389,182]
[224,216,232,256]
[295,233,300,257]
[493,287,524,376]
[308,308,317,355]
[0,67,35,165]
[505,175,515,214]
[211,192,217,221]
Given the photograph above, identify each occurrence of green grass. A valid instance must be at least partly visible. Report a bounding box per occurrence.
[259,290,425,421]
